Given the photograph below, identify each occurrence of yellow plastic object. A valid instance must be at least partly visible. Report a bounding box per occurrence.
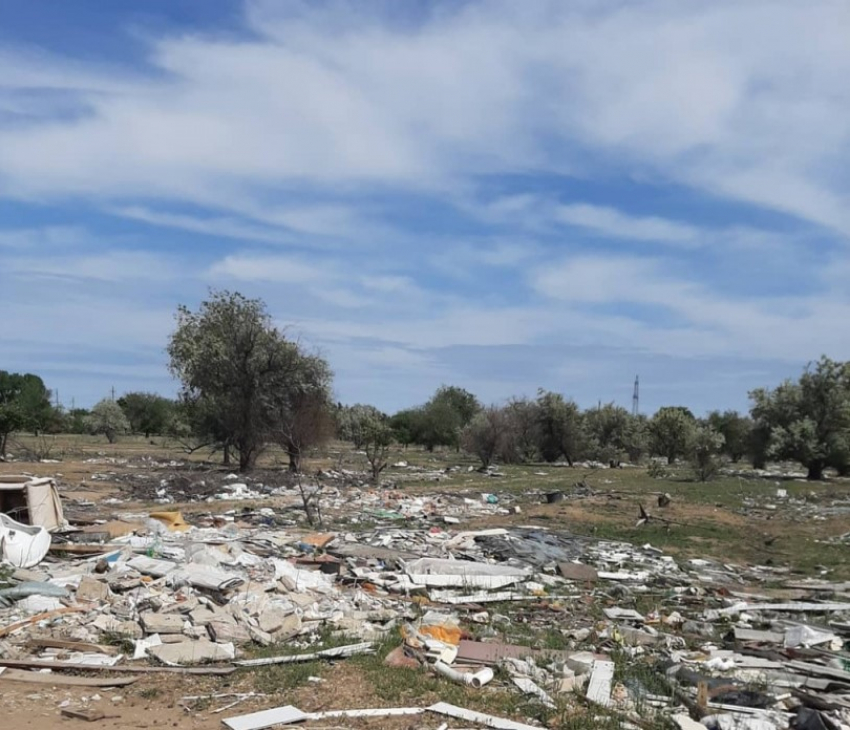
[149,511,190,532]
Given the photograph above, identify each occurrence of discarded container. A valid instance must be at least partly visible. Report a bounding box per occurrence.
[0,476,65,531]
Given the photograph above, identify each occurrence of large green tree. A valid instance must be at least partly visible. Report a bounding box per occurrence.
[167,290,332,472]
[86,398,131,443]
[117,392,176,438]
[405,386,481,451]
[535,389,586,465]
[0,371,54,456]
[338,404,387,448]
[501,397,540,463]
[648,406,696,464]
[461,406,508,469]
[584,404,647,464]
[750,356,850,480]
[706,410,752,463]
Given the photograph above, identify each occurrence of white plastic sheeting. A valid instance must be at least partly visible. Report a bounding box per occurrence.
[0,513,51,568]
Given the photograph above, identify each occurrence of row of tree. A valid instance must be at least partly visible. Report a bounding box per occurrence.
[5,290,850,481]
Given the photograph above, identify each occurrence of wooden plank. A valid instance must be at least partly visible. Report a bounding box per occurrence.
[0,658,235,675]
[0,607,89,638]
[60,708,111,722]
[27,638,118,654]
[233,641,373,667]
[785,660,850,683]
[0,668,137,687]
[48,544,114,555]
[586,659,615,706]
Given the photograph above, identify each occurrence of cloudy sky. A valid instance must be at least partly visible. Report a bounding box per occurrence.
[1,0,848,414]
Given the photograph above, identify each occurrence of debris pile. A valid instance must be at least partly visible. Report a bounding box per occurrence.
[3,475,850,730]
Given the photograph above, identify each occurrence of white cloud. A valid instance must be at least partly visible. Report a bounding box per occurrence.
[5,250,179,282]
[553,204,700,245]
[0,1,847,235]
[0,225,89,248]
[207,254,329,284]
[112,206,293,245]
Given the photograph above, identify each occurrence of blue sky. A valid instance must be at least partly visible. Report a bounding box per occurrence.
[1,0,849,415]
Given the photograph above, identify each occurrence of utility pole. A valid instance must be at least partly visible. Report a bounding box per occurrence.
[632,375,640,416]
[111,386,116,401]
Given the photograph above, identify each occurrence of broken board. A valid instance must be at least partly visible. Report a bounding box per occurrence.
[222,705,307,730]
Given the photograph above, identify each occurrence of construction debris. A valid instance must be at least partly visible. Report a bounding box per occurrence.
[4,467,850,730]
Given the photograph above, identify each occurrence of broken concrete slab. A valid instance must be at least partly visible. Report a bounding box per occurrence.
[558,562,598,582]
[75,576,109,603]
[149,639,235,666]
[140,613,185,635]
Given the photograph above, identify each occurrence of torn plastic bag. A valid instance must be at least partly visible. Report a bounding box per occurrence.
[0,581,69,608]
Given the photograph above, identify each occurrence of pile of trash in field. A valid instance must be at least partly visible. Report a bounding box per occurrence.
[3,474,850,730]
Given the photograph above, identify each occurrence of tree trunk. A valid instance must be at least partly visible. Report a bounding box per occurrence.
[752,455,766,469]
[239,446,255,472]
[106,429,116,444]
[288,449,301,473]
[0,431,7,458]
[223,442,231,466]
[807,460,825,480]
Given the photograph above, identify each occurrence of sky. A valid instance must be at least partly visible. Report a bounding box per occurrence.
[1,0,849,416]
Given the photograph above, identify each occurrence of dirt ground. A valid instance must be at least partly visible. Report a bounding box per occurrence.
[3,436,850,728]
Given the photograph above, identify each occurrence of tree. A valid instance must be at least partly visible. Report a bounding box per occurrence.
[86,399,131,443]
[648,406,696,464]
[689,425,725,482]
[750,356,850,480]
[501,397,540,463]
[271,353,334,472]
[338,404,386,448]
[63,408,90,435]
[361,416,394,483]
[0,372,26,458]
[706,410,752,463]
[461,406,508,469]
[388,408,420,448]
[167,290,331,472]
[117,392,175,438]
[0,371,54,456]
[623,414,649,463]
[535,389,586,465]
[584,404,645,465]
[431,386,481,428]
[415,398,464,451]
[411,386,481,452]
[16,374,53,434]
